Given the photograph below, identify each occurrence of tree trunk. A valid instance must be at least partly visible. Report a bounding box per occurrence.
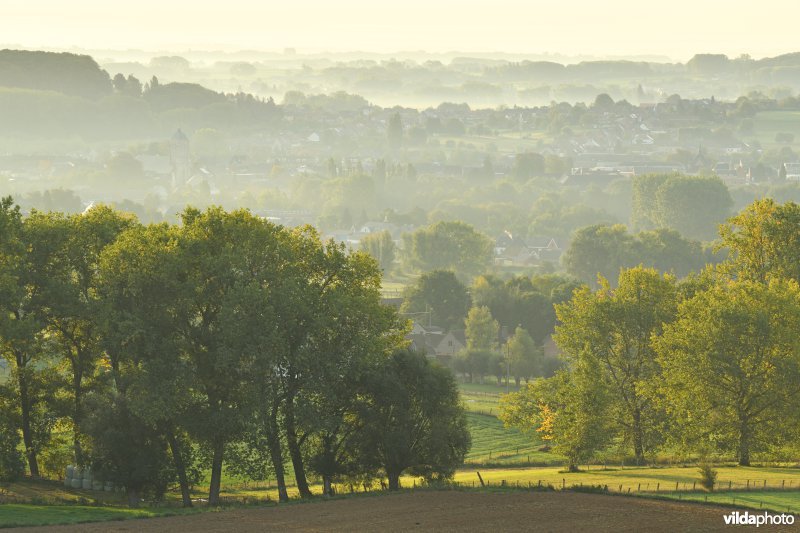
[16,362,40,478]
[72,368,84,465]
[127,488,141,508]
[323,475,332,497]
[632,408,644,466]
[284,395,312,498]
[208,438,224,506]
[738,416,751,467]
[387,470,401,490]
[166,429,192,508]
[267,406,289,503]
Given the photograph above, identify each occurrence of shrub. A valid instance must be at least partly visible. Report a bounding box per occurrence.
[698,463,718,492]
[0,411,25,481]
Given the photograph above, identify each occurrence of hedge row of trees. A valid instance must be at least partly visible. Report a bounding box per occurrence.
[501,199,800,470]
[0,198,469,506]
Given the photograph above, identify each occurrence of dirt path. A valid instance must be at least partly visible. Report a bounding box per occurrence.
[14,491,795,532]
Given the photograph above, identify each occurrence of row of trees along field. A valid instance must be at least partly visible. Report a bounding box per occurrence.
[501,198,800,471]
[0,197,470,507]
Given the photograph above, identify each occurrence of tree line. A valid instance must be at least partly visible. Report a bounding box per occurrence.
[0,198,469,506]
[501,198,800,470]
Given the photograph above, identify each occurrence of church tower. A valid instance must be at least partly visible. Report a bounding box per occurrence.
[170,128,191,189]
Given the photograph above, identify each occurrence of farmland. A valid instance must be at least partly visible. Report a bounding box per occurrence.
[464,413,558,466]
[451,465,800,495]
[0,504,198,529]
[752,110,800,149]
[3,464,799,528]
[655,491,800,514]
[8,491,786,532]
[459,380,562,466]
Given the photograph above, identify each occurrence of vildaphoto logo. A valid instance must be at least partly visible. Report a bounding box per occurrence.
[723,511,795,527]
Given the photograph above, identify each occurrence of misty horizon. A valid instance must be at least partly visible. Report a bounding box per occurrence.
[5,0,800,61]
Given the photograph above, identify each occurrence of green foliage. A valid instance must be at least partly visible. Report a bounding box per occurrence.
[143,82,226,112]
[632,174,733,241]
[464,412,559,465]
[698,463,718,492]
[471,274,564,344]
[655,278,800,466]
[562,224,637,287]
[0,395,25,481]
[401,270,470,330]
[719,198,800,283]
[387,112,403,147]
[555,267,677,464]
[30,206,135,466]
[506,327,542,385]
[0,197,61,478]
[359,231,396,273]
[501,370,613,471]
[465,306,499,351]
[402,221,493,279]
[563,224,711,286]
[0,50,112,99]
[454,349,493,384]
[512,153,545,179]
[82,394,175,504]
[358,350,471,489]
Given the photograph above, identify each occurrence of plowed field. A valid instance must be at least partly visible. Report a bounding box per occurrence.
[13,491,795,532]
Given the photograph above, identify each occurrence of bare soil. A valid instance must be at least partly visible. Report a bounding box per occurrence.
[14,491,795,532]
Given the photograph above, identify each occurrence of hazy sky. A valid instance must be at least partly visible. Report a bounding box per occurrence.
[4,0,798,60]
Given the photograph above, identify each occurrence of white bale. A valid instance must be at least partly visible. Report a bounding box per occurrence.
[83,467,92,480]
[82,478,92,490]
[71,478,82,489]
[104,482,114,492]
[92,481,103,491]
[66,465,75,478]
[73,467,82,479]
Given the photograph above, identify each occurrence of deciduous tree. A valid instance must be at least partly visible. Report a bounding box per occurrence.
[555,267,677,464]
[655,278,800,466]
[358,350,470,490]
[400,270,470,331]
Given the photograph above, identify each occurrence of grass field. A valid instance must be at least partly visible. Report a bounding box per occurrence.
[465,413,559,466]
[379,280,406,297]
[0,504,200,528]
[451,465,800,495]
[458,381,559,467]
[460,381,520,416]
[1,478,127,505]
[4,376,798,526]
[653,491,800,514]
[4,464,800,527]
[752,110,800,149]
